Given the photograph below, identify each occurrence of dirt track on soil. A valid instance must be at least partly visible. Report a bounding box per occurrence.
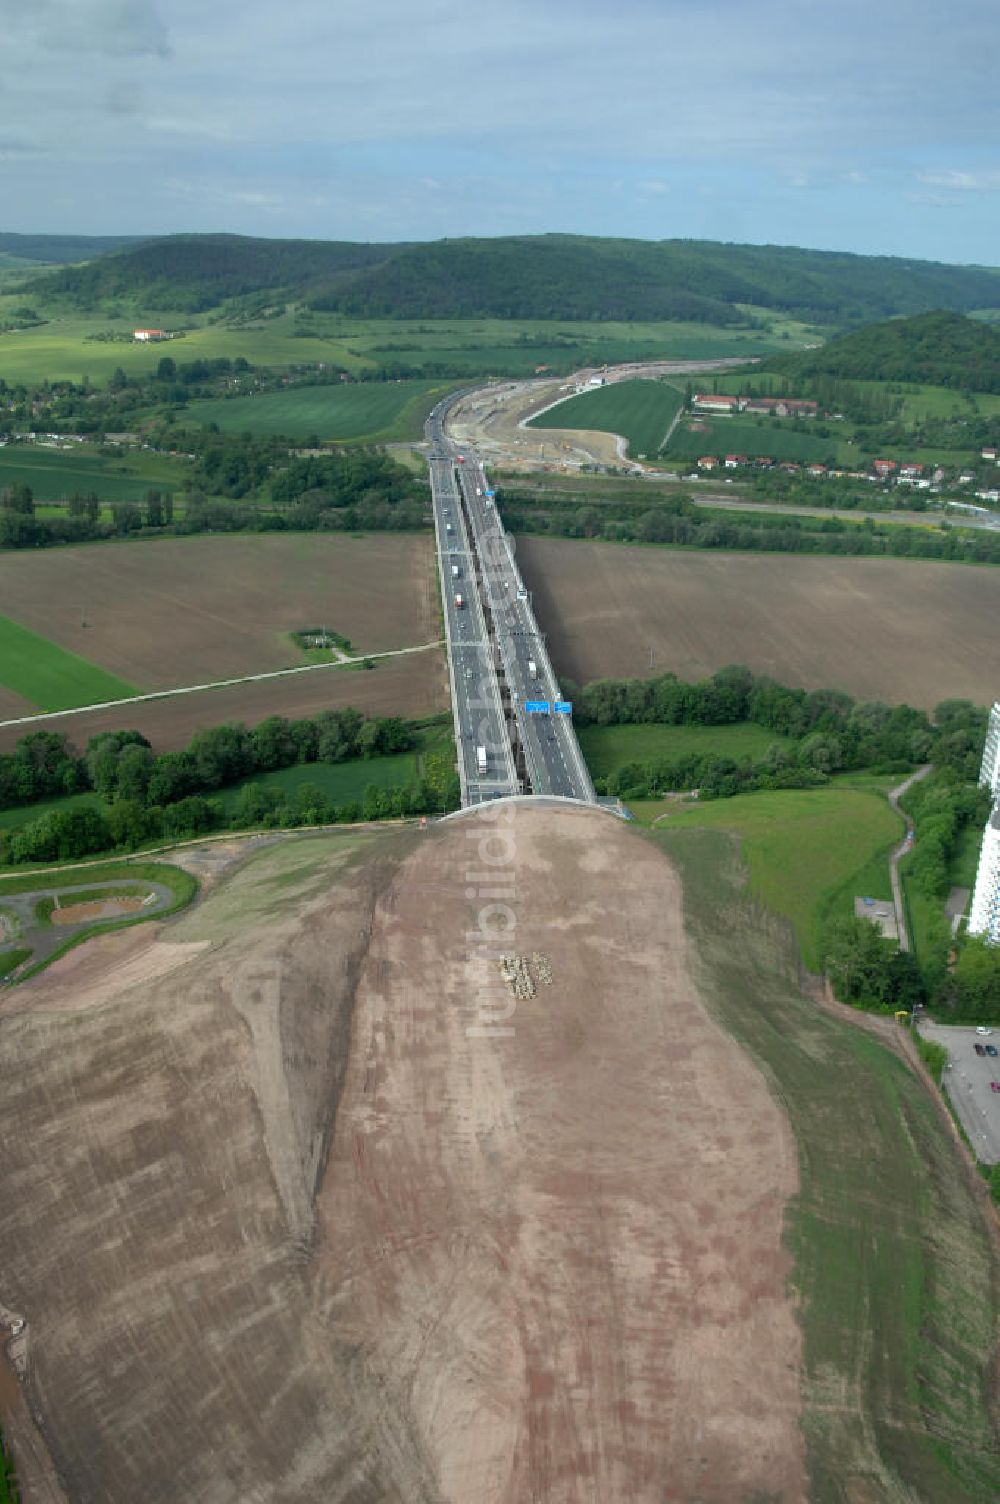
[517,536,1000,707]
[0,533,437,690]
[0,808,804,1503]
[0,649,448,752]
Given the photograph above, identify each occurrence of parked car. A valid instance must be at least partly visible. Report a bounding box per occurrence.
[975,1043,986,1056]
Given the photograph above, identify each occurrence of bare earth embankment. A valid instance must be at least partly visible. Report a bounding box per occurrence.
[0,807,805,1503]
[517,537,1000,707]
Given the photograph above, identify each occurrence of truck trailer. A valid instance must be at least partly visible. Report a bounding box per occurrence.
[476,745,488,772]
[454,593,465,608]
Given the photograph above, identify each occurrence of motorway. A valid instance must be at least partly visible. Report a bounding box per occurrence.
[427,396,594,805]
[430,449,519,805]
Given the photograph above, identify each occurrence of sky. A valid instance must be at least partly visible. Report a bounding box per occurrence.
[2,0,1000,263]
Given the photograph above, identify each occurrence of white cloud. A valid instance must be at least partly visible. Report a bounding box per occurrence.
[917,168,1000,192]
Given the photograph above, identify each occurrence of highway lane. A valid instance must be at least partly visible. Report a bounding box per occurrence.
[429,450,519,804]
[455,457,594,802]
[427,390,594,805]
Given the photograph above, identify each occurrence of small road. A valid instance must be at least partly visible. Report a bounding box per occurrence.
[886,765,932,951]
[917,1019,1000,1164]
[0,878,177,977]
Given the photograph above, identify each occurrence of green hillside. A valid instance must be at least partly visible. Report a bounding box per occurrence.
[30,233,399,314]
[768,309,1000,391]
[0,232,147,265]
[20,233,1000,329]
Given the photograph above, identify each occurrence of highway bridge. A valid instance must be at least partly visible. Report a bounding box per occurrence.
[427,395,595,807]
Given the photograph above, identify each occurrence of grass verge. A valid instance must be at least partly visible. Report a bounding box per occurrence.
[635,785,901,968]
[0,947,31,979]
[657,825,1000,1500]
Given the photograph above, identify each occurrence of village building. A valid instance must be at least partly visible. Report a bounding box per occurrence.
[133,329,168,342]
[692,393,743,413]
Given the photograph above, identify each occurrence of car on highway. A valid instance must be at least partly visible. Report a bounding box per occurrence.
[976,1026,993,1035]
[991,1082,1000,1093]
[987,1045,998,1057]
[975,1042,986,1055]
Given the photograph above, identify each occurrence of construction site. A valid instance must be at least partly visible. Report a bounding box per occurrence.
[0,806,806,1503]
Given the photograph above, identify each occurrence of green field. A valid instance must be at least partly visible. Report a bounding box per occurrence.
[578,721,792,777]
[216,750,422,815]
[635,785,902,968]
[0,791,101,833]
[660,825,1000,1500]
[667,415,844,464]
[0,444,181,501]
[0,616,138,713]
[0,305,812,388]
[528,379,684,457]
[184,379,449,442]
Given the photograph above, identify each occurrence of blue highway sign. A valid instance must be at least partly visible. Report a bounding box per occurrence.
[524,700,550,714]
[554,701,573,715]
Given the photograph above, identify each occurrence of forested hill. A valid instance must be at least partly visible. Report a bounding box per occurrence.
[20,232,1000,327]
[30,234,400,313]
[766,310,1000,391]
[0,232,147,265]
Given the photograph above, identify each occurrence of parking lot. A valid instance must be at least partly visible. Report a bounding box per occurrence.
[919,1019,1000,1164]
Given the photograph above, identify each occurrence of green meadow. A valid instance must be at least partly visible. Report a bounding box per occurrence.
[0,443,181,501]
[529,378,685,457]
[185,379,449,442]
[0,615,137,712]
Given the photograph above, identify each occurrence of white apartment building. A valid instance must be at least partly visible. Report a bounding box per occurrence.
[979,702,1000,796]
[969,806,1000,943]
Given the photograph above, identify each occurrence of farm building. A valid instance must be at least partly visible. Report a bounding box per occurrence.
[692,394,742,413]
[133,329,168,342]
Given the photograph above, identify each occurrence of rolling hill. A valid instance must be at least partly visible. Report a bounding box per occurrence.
[18,232,1000,329]
[767,309,1000,391]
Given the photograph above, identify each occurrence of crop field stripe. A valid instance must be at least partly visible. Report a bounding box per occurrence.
[0,615,138,712]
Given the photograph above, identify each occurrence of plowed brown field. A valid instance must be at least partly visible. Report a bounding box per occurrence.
[517,537,1000,707]
[0,807,804,1503]
[0,648,448,753]
[0,533,437,690]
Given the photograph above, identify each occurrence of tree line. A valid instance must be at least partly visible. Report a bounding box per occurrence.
[499,488,1000,566]
[0,711,460,864]
[0,445,428,550]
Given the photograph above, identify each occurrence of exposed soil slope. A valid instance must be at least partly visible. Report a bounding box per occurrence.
[0,809,805,1502]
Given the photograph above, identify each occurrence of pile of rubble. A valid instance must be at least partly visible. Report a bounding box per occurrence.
[498,952,553,998]
[499,954,535,1000]
[531,952,553,986]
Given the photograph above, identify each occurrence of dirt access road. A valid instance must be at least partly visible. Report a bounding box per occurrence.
[446,360,755,473]
[0,806,804,1503]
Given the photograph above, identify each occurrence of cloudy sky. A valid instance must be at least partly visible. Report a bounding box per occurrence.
[3,0,999,263]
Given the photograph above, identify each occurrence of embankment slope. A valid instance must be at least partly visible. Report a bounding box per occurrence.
[0,807,805,1503]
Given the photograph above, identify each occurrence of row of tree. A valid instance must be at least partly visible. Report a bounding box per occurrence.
[501,489,1000,564]
[0,709,421,814]
[3,776,441,865]
[570,666,986,779]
